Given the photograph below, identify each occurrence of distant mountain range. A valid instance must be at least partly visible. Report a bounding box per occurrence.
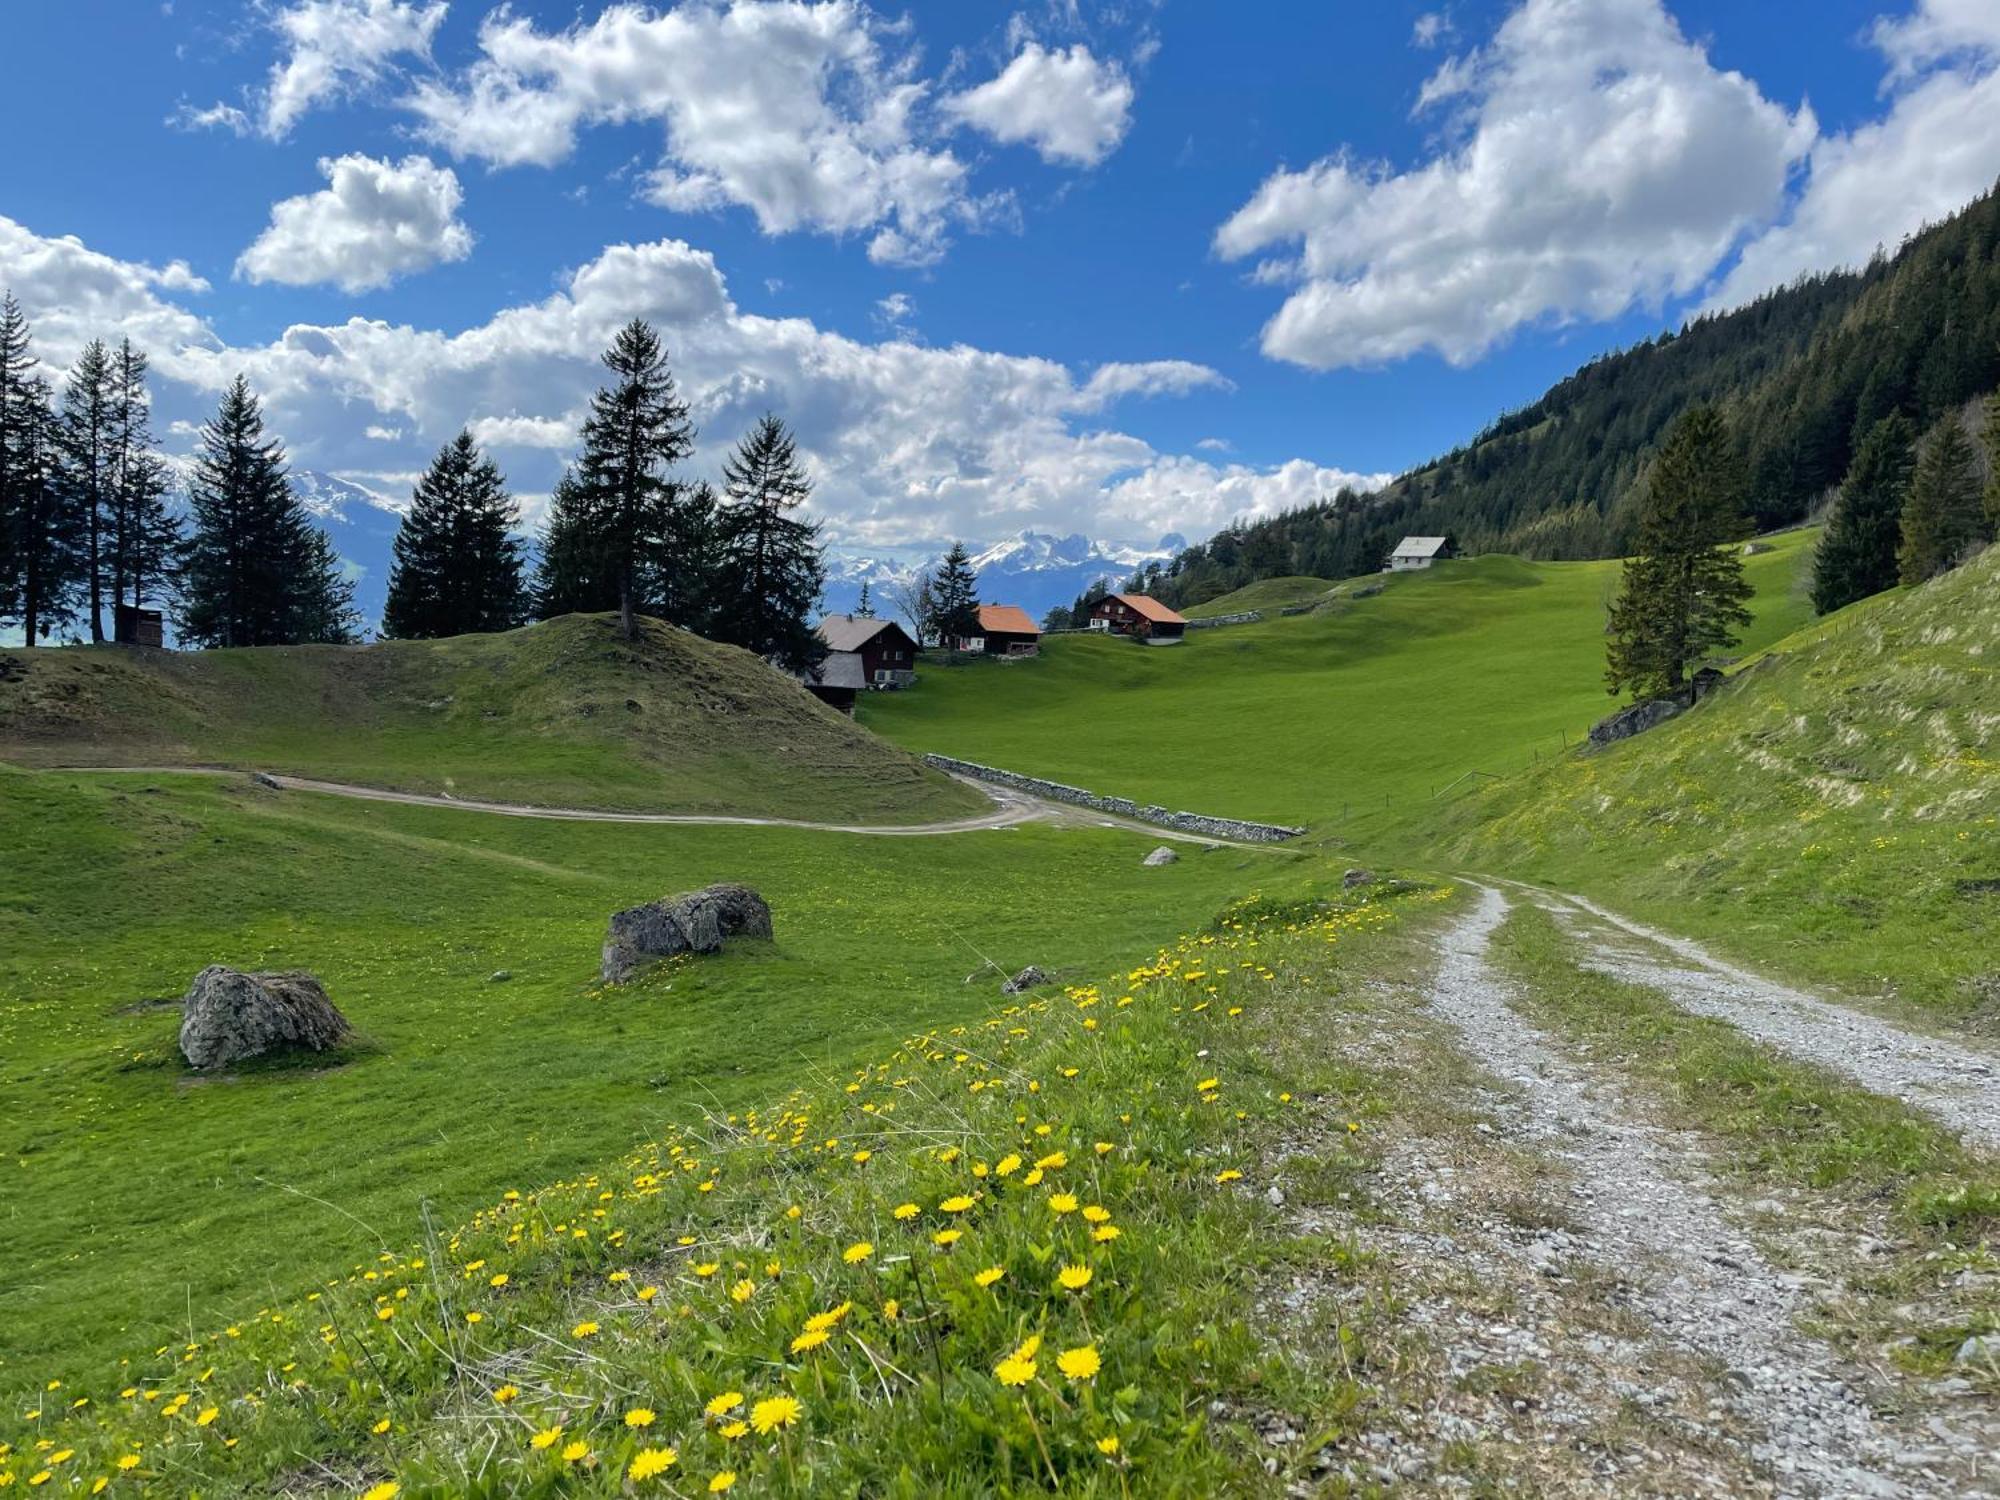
[291,467,1182,637]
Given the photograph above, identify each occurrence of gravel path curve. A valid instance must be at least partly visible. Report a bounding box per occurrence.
[1429,885,1991,1499]
[1525,885,2000,1153]
[55,766,1256,846]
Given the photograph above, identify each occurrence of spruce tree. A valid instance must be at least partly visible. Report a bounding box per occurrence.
[572,320,702,639]
[533,469,611,617]
[1982,391,2000,534]
[180,376,355,647]
[1605,406,1753,700]
[105,339,182,623]
[854,580,875,618]
[7,376,85,643]
[712,414,825,670]
[383,431,528,639]
[1812,413,1913,614]
[931,541,980,648]
[57,339,116,641]
[0,292,38,627]
[1897,417,1984,584]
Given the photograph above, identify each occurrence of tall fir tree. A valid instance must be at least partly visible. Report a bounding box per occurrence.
[382,431,528,639]
[570,319,703,639]
[1896,416,1985,584]
[57,339,116,641]
[1604,406,1754,700]
[854,580,875,618]
[105,339,182,624]
[1811,413,1914,614]
[180,376,356,647]
[931,541,980,647]
[1982,391,2000,533]
[0,292,39,627]
[712,414,825,670]
[533,468,612,617]
[7,375,85,643]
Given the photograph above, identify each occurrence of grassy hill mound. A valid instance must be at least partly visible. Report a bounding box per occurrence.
[0,613,985,823]
[1181,575,1341,618]
[1409,548,2000,1023]
[868,535,1818,826]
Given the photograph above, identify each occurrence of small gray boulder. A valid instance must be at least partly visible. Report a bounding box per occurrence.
[1343,867,1375,889]
[602,882,774,983]
[1956,1334,1998,1366]
[1142,846,1179,867]
[179,966,350,1070]
[1002,965,1049,995]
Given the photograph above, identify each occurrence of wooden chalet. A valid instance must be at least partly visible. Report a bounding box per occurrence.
[1385,535,1455,571]
[951,603,1042,657]
[815,614,919,690]
[1086,592,1186,644]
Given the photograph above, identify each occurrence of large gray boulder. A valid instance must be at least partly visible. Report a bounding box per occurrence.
[602,882,774,983]
[179,967,350,1070]
[1142,846,1179,867]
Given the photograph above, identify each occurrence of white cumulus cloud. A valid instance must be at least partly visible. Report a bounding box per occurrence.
[1710,1,2000,309]
[0,214,1354,549]
[945,41,1135,166]
[405,0,982,266]
[236,154,474,293]
[1215,0,1813,368]
[184,0,446,140]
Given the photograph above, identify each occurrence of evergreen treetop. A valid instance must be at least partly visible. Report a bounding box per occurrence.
[931,542,980,646]
[1897,416,1986,584]
[383,430,528,640]
[712,414,825,671]
[1811,412,1914,615]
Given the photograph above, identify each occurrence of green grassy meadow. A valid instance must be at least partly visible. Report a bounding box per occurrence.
[1181,575,1341,618]
[0,612,984,823]
[0,767,1283,1373]
[865,532,1820,826]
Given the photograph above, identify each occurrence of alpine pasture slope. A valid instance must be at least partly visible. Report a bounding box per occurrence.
[865,530,1820,825]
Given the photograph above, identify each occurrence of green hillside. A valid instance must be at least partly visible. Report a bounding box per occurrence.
[869,533,1818,826]
[1402,548,2000,1023]
[0,613,985,823]
[1181,575,1340,618]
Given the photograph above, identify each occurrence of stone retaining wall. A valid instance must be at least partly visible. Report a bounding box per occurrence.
[924,753,1306,843]
[1184,610,1263,630]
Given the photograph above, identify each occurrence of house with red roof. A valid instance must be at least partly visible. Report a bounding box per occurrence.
[1086,592,1186,644]
[950,603,1043,657]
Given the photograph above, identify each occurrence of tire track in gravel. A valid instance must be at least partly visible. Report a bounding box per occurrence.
[1428,884,1993,1500]
[1520,885,2000,1153]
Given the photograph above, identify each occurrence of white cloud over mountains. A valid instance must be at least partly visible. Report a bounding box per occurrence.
[236,154,474,292]
[1216,0,1815,368]
[0,215,1375,548]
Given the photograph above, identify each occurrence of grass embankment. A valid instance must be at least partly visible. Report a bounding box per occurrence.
[0,613,984,823]
[0,870,1439,1497]
[0,768,1281,1372]
[1409,549,2000,1023]
[1181,576,1340,619]
[866,534,1818,826]
[1492,903,1998,1376]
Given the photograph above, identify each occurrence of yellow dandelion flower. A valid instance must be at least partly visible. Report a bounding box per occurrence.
[704,1392,743,1419]
[1096,1435,1120,1456]
[530,1426,562,1450]
[115,1457,140,1473]
[625,1407,655,1428]
[939,1195,975,1213]
[719,1420,749,1440]
[1094,1141,1115,1155]
[729,1278,756,1304]
[1034,1151,1067,1170]
[492,1385,520,1404]
[790,1328,830,1354]
[488,1273,509,1288]
[195,1407,219,1428]
[932,1228,963,1247]
[373,1307,394,1322]
[750,1395,801,1434]
[637,1286,659,1302]
[709,1473,737,1493]
[1196,1078,1218,1092]
[571,1321,599,1338]
[994,1356,1036,1387]
[803,1302,852,1332]
[1057,1345,1102,1381]
[892,1202,919,1221]
[627,1446,677,1481]
[882,1298,900,1320]
[974,1267,1005,1287]
[1214,1169,1243,1184]
[1082,1204,1111,1223]
[372,1418,392,1435]
[1057,1263,1093,1291]
[560,1440,590,1463]
[359,1485,399,1500]
[994,1154,1022,1177]
[694,1263,720,1278]
[1092,1224,1122,1242]
[1047,1192,1078,1215]
[851,1149,872,1164]
[842,1242,873,1264]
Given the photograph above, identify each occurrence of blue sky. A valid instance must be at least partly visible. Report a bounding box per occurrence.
[3,0,1998,553]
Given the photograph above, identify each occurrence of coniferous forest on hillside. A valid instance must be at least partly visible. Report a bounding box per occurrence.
[1126,180,2000,611]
